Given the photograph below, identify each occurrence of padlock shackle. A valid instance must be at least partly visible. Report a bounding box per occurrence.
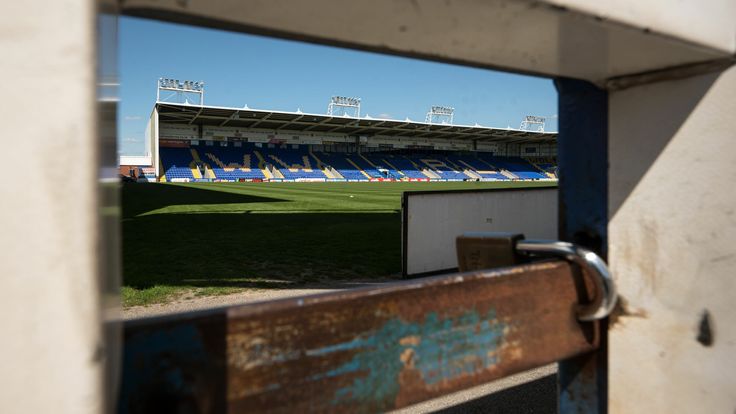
[516,240,617,321]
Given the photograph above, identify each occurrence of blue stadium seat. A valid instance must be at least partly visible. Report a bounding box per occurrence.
[417,156,468,180]
[198,144,265,181]
[448,155,508,180]
[362,154,403,179]
[378,155,428,179]
[160,143,555,182]
[160,147,195,180]
[480,155,547,180]
[316,153,369,180]
[259,145,328,180]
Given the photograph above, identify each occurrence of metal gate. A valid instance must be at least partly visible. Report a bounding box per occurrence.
[117,233,616,412]
[4,1,735,413]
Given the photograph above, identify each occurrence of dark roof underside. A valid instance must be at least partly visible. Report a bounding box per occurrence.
[156,103,557,144]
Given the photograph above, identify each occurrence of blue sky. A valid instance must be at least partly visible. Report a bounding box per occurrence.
[118,16,557,155]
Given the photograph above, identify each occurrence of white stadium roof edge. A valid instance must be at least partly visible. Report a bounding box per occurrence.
[156,102,557,145]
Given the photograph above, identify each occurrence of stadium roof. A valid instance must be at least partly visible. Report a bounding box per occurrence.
[156,102,557,144]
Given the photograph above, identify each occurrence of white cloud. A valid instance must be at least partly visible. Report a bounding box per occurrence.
[377,113,392,119]
[124,115,142,121]
[122,137,140,143]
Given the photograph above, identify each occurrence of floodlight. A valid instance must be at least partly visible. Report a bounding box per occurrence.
[327,95,362,117]
[157,76,205,105]
[519,115,546,132]
[425,105,455,124]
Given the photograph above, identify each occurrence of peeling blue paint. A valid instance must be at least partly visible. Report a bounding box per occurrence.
[118,324,208,414]
[310,309,507,406]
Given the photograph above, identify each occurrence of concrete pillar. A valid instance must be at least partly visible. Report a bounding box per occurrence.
[0,0,108,412]
[609,66,736,413]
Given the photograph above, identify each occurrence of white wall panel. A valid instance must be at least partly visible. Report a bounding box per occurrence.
[609,65,736,413]
[404,188,557,276]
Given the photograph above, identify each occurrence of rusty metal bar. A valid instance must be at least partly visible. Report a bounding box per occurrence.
[118,260,598,413]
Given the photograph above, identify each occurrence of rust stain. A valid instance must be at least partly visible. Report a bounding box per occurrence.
[119,260,598,413]
[608,295,648,328]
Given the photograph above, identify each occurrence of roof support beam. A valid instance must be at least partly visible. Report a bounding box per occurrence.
[275,114,306,130]
[302,117,335,131]
[367,120,391,128]
[160,112,195,122]
[188,107,205,125]
[247,112,273,128]
[325,121,361,133]
[219,110,241,127]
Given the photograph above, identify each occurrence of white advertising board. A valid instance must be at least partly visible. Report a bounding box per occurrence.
[402,187,557,277]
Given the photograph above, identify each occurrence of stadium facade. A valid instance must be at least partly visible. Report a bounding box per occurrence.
[120,82,558,183]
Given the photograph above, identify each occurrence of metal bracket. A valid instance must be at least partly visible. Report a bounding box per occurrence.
[457,232,617,321]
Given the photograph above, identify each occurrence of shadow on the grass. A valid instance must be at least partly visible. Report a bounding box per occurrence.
[123,211,402,290]
[122,182,287,218]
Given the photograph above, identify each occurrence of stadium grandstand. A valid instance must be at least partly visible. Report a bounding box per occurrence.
[119,79,558,182]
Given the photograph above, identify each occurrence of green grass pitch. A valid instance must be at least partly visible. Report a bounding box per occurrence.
[122,181,555,306]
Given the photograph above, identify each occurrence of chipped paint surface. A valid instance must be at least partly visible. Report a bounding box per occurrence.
[307,309,508,405]
[118,324,207,414]
[119,261,597,412]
